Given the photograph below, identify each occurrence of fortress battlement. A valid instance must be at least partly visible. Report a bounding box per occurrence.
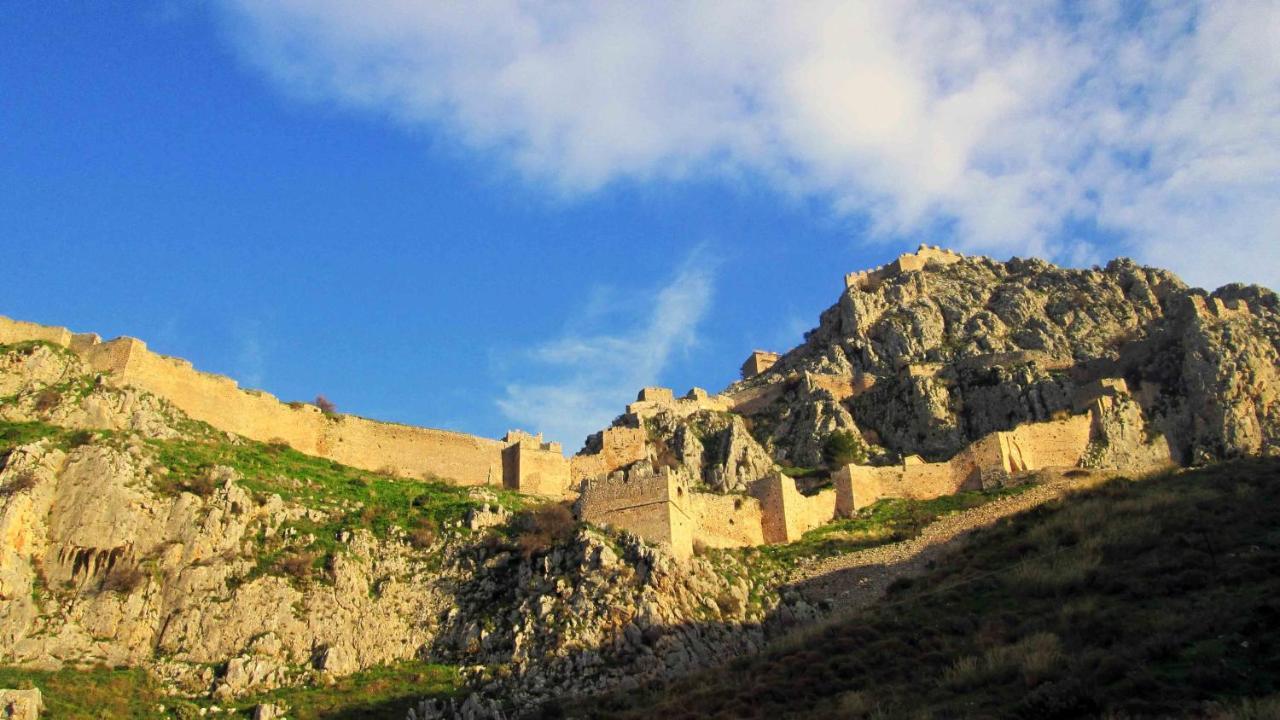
[844,244,965,291]
[625,386,732,420]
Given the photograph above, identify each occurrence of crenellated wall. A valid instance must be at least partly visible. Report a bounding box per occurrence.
[0,316,568,494]
[844,245,965,291]
[575,468,693,558]
[625,386,733,420]
[570,426,648,483]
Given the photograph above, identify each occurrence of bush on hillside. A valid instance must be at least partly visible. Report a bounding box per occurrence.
[101,563,147,595]
[823,430,866,467]
[0,472,38,498]
[33,388,62,413]
[314,395,338,415]
[513,504,577,559]
[275,550,319,582]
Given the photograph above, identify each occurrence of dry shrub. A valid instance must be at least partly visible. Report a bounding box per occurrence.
[275,551,318,582]
[33,388,62,413]
[178,471,219,498]
[0,472,38,498]
[67,430,95,448]
[101,563,147,595]
[942,633,1063,690]
[314,395,338,415]
[714,590,742,616]
[408,518,439,549]
[514,503,577,559]
[692,538,711,557]
[1011,551,1101,595]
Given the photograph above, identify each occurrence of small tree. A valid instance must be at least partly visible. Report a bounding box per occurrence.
[823,430,866,468]
[314,394,338,415]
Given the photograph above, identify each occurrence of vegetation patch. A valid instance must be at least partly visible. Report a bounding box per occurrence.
[569,459,1280,719]
[0,661,460,720]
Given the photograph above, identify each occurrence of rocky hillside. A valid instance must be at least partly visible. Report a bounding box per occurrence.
[565,458,1280,719]
[0,340,803,715]
[746,254,1278,466]
[583,252,1278,494]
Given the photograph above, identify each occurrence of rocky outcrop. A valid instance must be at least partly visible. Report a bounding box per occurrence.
[0,688,41,720]
[643,410,775,492]
[426,528,811,712]
[0,440,448,689]
[729,253,1278,466]
[0,342,192,440]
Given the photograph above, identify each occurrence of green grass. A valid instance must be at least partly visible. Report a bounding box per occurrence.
[237,661,459,719]
[567,459,1280,719]
[0,661,460,719]
[150,436,523,530]
[0,420,100,460]
[0,665,168,719]
[145,436,530,582]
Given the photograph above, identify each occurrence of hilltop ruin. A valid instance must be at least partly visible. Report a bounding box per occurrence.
[3,243,1275,563]
[0,316,571,496]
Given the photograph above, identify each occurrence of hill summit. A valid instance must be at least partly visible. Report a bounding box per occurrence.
[0,245,1277,718]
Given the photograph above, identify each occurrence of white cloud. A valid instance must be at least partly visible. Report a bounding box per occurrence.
[495,256,713,451]
[218,1,1280,289]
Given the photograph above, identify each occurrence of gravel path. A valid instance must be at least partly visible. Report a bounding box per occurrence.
[788,470,1096,613]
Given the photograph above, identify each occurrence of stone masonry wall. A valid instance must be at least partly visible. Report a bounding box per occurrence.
[576,469,693,558]
[836,413,1095,513]
[750,473,838,544]
[0,316,567,493]
[570,426,648,483]
[685,493,765,548]
[505,440,572,497]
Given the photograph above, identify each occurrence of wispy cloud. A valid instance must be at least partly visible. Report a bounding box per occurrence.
[218,1,1280,289]
[234,320,266,389]
[496,254,714,451]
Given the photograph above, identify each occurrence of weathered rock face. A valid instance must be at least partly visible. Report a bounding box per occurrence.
[0,342,189,440]
[745,376,863,467]
[428,528,808,712]
[0,441,447,690]
[730,254,1279,465]
[643,410,775,492]
[0,687,42,720]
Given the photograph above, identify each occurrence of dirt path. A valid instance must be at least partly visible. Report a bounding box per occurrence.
[788,470,1097,613]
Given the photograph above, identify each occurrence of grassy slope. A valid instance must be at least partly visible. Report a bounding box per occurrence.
[570,459,1280,719]
[0,661,458,719]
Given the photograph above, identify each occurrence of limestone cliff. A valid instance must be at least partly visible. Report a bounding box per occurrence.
[726,251,1278,466]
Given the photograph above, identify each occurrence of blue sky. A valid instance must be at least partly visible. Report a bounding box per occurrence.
[2,2,1277,449]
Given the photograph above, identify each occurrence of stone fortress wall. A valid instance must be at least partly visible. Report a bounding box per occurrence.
[835,414,1093,514]
[844,244,964,291]
[576,371,1152,559]
[574,467,694,558]
[0,316,570,495]
[740,350,781,380]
